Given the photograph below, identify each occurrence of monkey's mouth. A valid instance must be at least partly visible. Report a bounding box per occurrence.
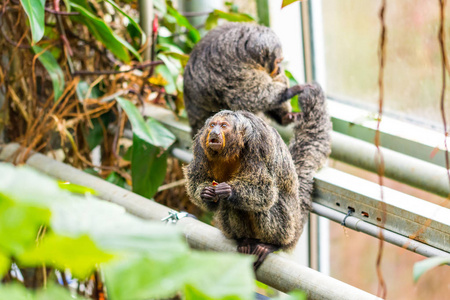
[208,137,223,151]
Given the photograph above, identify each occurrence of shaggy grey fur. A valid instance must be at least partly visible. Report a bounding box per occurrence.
[184,22,306,137]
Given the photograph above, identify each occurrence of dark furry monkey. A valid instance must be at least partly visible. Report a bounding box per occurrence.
[184,22,309,137]
[184,85,331,269]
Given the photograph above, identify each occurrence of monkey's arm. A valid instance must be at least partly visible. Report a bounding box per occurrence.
[184,141,221,212]
[222,162,278,212]
[185,165,219,212]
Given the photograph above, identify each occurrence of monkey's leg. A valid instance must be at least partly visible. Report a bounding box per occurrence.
[252,243,280,271]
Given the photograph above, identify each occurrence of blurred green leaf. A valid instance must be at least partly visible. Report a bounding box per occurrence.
[57,181,98,195]
[0,283,33,300]
[18,233,113,279]
[153,0,166,14]
[282,0,303,8]
[167,5,200,43]
[32,46,65,102]
[36,284,87,300]
[157,53,182,89]
[0,283,87,300]
[20,0,45,43]
[0,252,10,277]
[155,64,176,94]
[212,10,255,22]
[116,97,175,149]
[105,252,254,300]
[205,10,254,30]
[0,163,64,207]
[70,2,134,62]
[0,198,50,255]
[106,171,128,188]
[104,0,146,45]
[285,70,300,112]
[85,118,105,150]
[49,196,187,256]
[413,256,450,282]
[131,136,168,199]
[205,13,219,30]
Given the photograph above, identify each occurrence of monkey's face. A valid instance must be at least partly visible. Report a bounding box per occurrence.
[205,118,232,153]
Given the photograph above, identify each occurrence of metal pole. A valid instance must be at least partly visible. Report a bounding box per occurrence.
[0,143,381,300]
[272,124,450,198]
[331,131,450,198]
[312,203,449,258]
[139,0,153,61]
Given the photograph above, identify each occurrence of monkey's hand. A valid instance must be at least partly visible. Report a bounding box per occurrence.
[281,112,302,125]
[215,182,232,200]
[201,186,217,202]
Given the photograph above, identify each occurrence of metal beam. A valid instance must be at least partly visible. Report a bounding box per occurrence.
[0,143,381,300]
[142,106,450,254]
[312,203,449,257]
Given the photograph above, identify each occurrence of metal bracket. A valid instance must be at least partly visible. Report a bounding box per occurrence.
[161,210,190,224]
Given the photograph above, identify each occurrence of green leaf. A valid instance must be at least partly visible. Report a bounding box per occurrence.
[20,0,45,43]
[0,198,51,255]
[85,117,105,150]
[104,0,146,45]
[285,70,300,113]
[18,233,113,279]
[155,64,176,94]
[272,290,307,300]
[0,163,65,207]
[0,283,33,300]
[153,0,166,14]
[0,283,88,300]
[211,10,255,23]
[131,135,168,199]
[157,53,182,91]
[70,3,132,62]
[48,194,187,256]
[205,10,255,30]
[36,284,88,300]
[282,0,303,8]
[205,13,219,30]
[106,171,128,188]
[57,181,98,195]
[105,252,254,300]
[167,5,200,43]
[0,252,10,277]
[32,46,65,102]
[413,256,450,282]
[116,97,175,149]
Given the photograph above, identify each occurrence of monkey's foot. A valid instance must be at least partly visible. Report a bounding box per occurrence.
[237,238,260,255]
[252,243,279,271]
[281,112,302,125]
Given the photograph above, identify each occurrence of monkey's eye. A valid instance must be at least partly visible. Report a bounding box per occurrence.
[221,124,227,128]
[209,123,215,128]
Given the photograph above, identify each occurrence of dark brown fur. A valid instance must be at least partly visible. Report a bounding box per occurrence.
[183,22,307,137]
[184,111,301,250]
[184,84,331,268]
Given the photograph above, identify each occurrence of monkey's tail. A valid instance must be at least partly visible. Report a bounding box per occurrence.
[289,83,332,215]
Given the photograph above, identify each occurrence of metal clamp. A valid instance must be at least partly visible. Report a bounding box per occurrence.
[161,210,190,224]
[341,208,354,227]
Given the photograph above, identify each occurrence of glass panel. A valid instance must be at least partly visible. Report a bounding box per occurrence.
[321,0,450,129]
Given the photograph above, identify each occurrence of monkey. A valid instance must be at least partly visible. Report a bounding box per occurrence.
[184,84,331,270]
[184,110,301,269]
[183,22,309,137]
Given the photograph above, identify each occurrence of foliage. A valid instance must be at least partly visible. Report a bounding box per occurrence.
[0,163,255,299]
[281,0,304,9]
[413,256,450,282]
[0,0,303,298]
